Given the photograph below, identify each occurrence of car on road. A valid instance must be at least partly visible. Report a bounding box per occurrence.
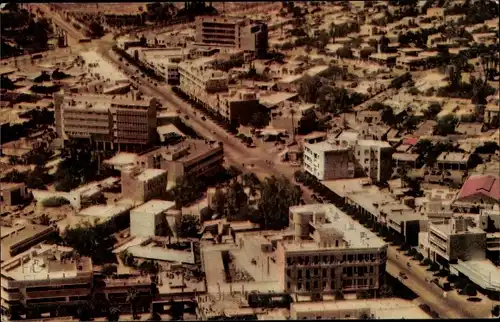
[201,116,206,121]
[184,115,189,120]
[399,272,408,279]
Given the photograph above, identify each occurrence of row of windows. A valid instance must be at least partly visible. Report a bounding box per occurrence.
[286,253,378,266]
[26,283,91,292]
[287,266,375,279]
[287,278,374,291]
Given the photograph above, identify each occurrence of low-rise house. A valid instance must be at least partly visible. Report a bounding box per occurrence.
[0,182,30,206]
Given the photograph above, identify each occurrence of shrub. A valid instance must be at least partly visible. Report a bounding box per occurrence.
[41,197,70,207]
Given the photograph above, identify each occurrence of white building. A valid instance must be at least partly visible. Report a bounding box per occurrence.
[130,200,178,237]
[303,141,355,181]
[420,217,486,264]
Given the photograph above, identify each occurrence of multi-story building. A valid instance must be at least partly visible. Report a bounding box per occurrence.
[422,217,486,264]
[54,92,158,152]
[276,204,388,297]
[178,58,228,100]
[303,137,393,183]
[1,224,57,262]
[195,16,268,57]
[130,200,178,237]
[303,141,355,181]
[121,167,168,203]
[104,139,224,184]
[138,139,224,184]
[1,244,93,318]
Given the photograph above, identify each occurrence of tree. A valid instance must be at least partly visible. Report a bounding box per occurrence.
[424,103,441,119]
[360,313,371,320]
[336,46,353,58]
[75,302,93,322]
[169,175,206,208]
[415,253,424,261]
[378,284,392,298]
[89,20,104,38]
[175,214,200,238]
[2,169,28,183]
[434,114,458,136]
[256,175,302,230]
[462,284,477,296]
[147,312,162,321]
[454,278,467,290]
[212,188,227,216]
[26,165,51,190]
[492,305,500,317]
[422,258,432,266]
[127,288,139,320]
[62,221,117,264]
[224,179,248,221]
[102,264,118,277]
[298,75,323,103]
[38,214,51,226]
[106,306,121,322]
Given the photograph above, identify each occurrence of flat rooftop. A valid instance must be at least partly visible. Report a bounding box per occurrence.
[78,204,133,218]
[1,224,55,260]
[136,168,167,182]
[125,244,195,264]
[287,204,387,250]
[105,152,138,167]
[132,200,175,215]
[305,140,351,153]
[322,177,376,198]
[291,298,431,319]
[452,259,500,292]
[1,244,92,281]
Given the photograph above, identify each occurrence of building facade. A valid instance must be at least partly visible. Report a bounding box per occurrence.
[130,200,177,237]
[195,16,268,57]
[137,139,224,184]
[276,204,388,297]
[424,217,486,265]
[303,141,355,181]
[0,245,93,317]
[54,93,158,152]
[121,167,168,203]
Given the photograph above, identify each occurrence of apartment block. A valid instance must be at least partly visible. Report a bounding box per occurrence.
[138,139,224,184]
[303,141,355,181]
[130,200,178,237]
[276,204,388,297]
[1,244,93,317]
[303,136,392,183]
[54,92,158,152]
[422,217,486,264]
[121,167,168,203]
[195,16,268,57]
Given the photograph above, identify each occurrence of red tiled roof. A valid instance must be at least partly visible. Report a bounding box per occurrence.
[403,137,419,146]
[457,175,500,201]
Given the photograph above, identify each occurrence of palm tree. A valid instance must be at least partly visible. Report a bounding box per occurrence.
[106,306,121,322]
[126,288,139,320]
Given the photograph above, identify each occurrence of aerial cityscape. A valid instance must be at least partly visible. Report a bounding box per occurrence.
[0,1,499,321]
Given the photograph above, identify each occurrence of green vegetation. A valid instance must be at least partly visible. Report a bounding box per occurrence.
[41,197,70,208]
[175,214,201,239]
[62,221,117,264]
[1,3,53,58]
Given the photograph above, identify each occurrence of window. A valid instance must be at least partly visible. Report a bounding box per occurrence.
[298,270,303,278]
[286,269,291,277]
[323,268,327,276]
[323,281,327,289]
[314,268,319,276]
[348,254,354,262]
[313,256,319,264]
[304,256,310,265]
[306,270,311,278]
[335,240,339,247]
[298,282,302,290]
[306,282,310,290]
[313,280,318,289]
[331,268,335,277]
[331,281,335,289]
[287,282,291,289]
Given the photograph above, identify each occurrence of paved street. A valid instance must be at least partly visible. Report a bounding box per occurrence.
[35,13,496,317]
[388,247,498,318]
